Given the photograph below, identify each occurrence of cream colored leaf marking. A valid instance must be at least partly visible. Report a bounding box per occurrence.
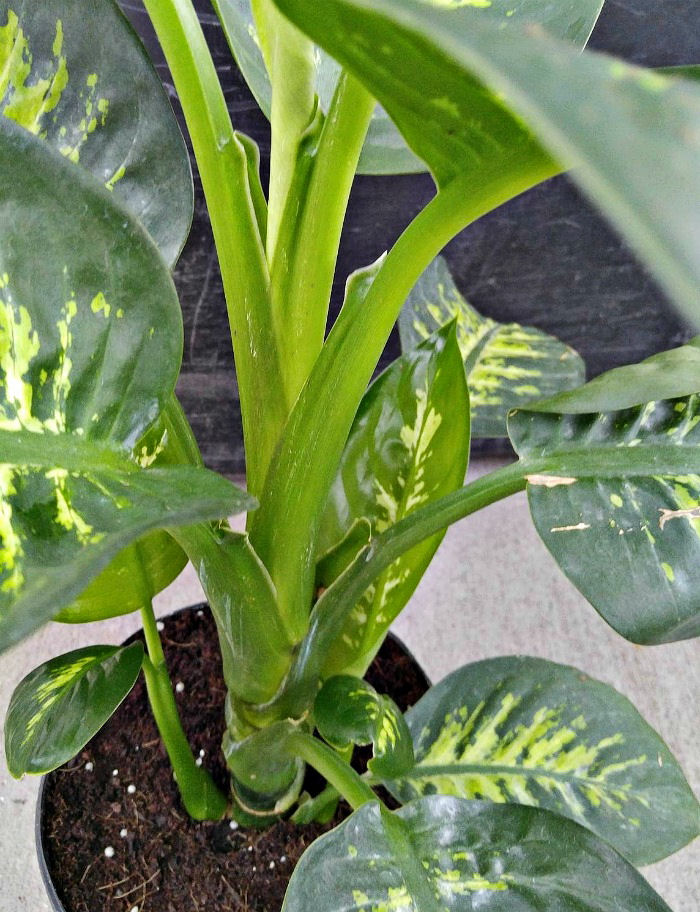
[655,473,700,537]
[550,522,590,533]
[21,653,98,746]
[429,0,492,7]
[0,10,118,180]
[406,695,648,822]
[526,474,577,488]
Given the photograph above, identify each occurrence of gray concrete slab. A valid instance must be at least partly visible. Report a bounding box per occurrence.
[1,460,698,910]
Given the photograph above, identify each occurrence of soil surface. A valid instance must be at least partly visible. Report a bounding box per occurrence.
[41,605,430,912]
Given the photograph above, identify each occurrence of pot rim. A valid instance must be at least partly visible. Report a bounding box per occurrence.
[34,603,429,911]
[36,773,66,912]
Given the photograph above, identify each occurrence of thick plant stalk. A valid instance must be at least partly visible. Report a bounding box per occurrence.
[140,601,228,820]
[250,154,559,642]
[286,732,377,810]
[142,0,286,496]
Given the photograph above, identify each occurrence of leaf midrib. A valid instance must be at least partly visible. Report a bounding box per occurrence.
[521,444,700,478]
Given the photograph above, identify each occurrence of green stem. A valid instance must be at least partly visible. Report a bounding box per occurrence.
[271,73,375,406]
[141,0,286,495]
[251,158,557,641]
[291,784,340,824]
[287,732,378,811]
[140,601,228,820]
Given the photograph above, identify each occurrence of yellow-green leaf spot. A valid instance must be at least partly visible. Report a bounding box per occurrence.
[0,10,111,169]
[409,695,648,821]
[22,652,97,746]
[0,463,23,593]
[352,885,413,911]
[661,562,675,583]
[609,493,623,508]
[0,12,68,136]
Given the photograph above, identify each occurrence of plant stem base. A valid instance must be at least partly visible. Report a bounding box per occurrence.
[38,605,428,912]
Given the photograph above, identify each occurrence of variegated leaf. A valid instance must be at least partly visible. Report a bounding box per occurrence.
[283,797,672,912]
[318,324,469,676]
[509,341,700,644]
[213,0,602,175]
[315,675,414,778]
[399,257,584,437]
[387,657,699,866]
[5,643,143,776]
[0,0,192,265]
[54,400,198,623]
[0,123,253,651]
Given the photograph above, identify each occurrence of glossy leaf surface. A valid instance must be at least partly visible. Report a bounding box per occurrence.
[318,324,469,675]
[272,0,700,327]
[54,401,197,624]
[0,0,192,265]
[315,675,414,778]
[389,656,699,865]
[400,257,584,437]
[216,0,601,175]
[0,124,253,650]
[5,642,143,776]
[283,797,672,912]
[509,341,700,644]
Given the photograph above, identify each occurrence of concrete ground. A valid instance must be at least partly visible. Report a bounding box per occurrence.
[1,458,698,911]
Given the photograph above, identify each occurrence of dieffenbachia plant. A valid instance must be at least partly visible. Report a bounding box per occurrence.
[1,0,699,907]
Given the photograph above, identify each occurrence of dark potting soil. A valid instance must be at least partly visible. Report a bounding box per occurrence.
[41,605,430,912]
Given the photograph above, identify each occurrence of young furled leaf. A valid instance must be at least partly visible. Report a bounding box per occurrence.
[509,340,700,644]
[0,0,192,264]
[5,643,144,776]
[387,656,699,866]
[283,797,672,912]
[400,256,584,437]
[318,324,469,676]
[315,675,414,779]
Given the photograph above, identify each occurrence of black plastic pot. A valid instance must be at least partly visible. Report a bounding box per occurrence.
[35,605,429,912]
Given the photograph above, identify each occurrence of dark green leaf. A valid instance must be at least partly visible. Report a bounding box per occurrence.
[400,256,584,437]
[0,0,192,264]
[389,656,699,865]
[509,342,700,644]
[283,797,672,912]
[272,0,700,327]
[5,642,143,776]
[317,324,469,675]
[0,123,254,651]
[315,675,414,778]
[217,0,602,176]
[54,399,198,623]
